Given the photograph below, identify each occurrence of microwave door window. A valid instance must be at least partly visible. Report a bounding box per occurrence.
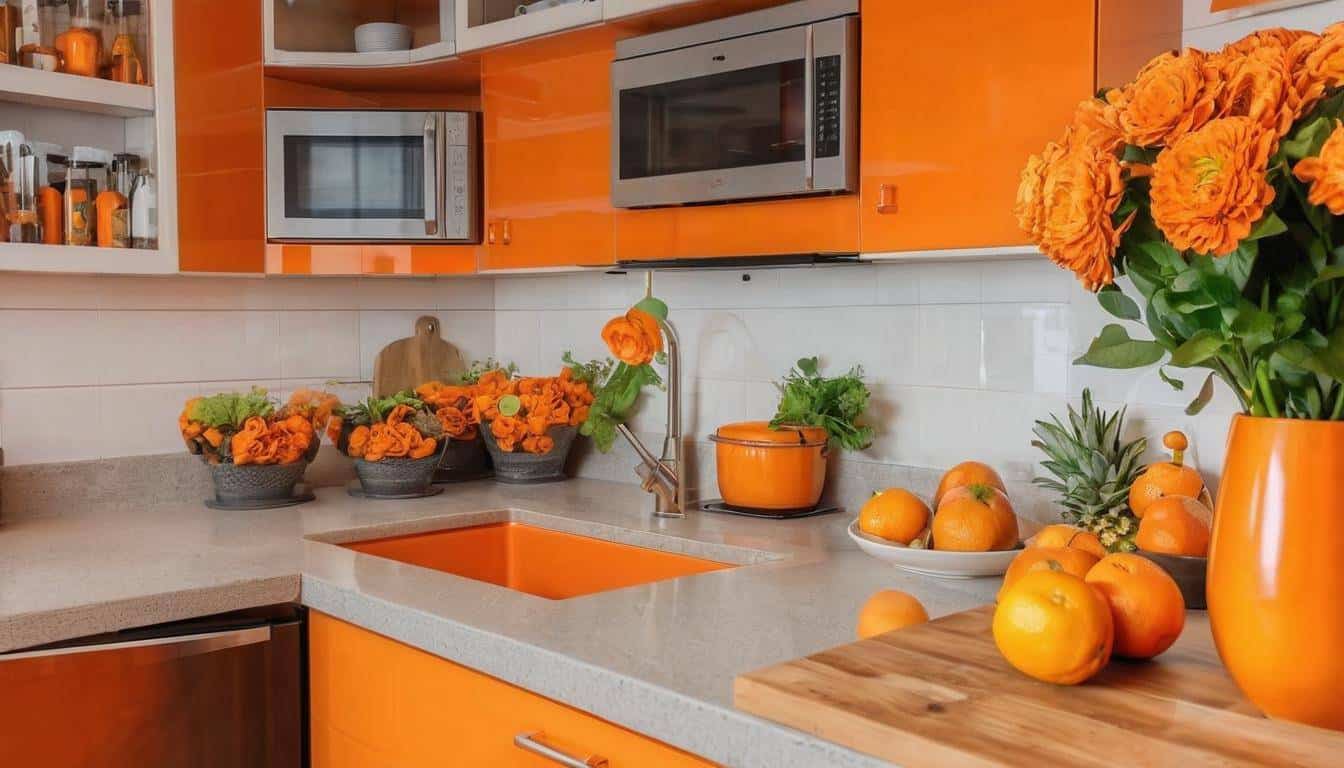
[619,59,806,180]
[284,135,423,219]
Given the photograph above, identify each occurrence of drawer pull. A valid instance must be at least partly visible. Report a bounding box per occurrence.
[513,732,608,767]
[877,183,897,214]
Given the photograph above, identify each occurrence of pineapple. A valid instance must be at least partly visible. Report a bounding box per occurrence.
[1031,390,1147,552]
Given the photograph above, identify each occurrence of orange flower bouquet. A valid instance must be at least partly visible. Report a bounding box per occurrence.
[474,367,595,482]
[568,297,669,453]
[414,378,490,481]
[339,391,447,497]
[179,387,336,506]
[1017,25,1344,419]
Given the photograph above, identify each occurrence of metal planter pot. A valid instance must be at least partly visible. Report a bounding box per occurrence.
[209,461,308,504]
[434,433,491,483]
[354,449,444,496]
[481,425,577,484]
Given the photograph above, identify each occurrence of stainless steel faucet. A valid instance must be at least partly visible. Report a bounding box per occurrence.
[616,317,687,518]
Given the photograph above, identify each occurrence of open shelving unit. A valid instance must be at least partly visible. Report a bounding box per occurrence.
[0,0,178,275]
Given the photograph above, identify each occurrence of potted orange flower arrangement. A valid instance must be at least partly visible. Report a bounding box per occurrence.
[179,387,338,508]
[474,367,594,483]
[339,392,445,498]
[415,378,488,482]
[1015,25,1344,730]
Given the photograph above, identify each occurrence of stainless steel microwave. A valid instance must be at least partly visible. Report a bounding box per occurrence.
[611,0,857,209]
[266,110,479,242]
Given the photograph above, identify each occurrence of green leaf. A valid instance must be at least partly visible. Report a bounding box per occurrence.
[1246,213,1287,242]
[1096,286,1141,321]
[1073,324,1166,369]
[1281,115,1334,160]
[1277,328,1344,381]
[1312,264,1344,288]
[1185,373,1217,416]
[1168,330,1227,368]
[796,357,819,377]
[1158,367,1185,391]
[1231,306,1277,353]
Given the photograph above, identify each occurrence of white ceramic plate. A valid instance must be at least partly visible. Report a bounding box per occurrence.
[355,23,412,53]
[847,520,1022,579]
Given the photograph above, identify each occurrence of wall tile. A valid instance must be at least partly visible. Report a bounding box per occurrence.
[97,383,204,459]
[493,310,542,376]
[279,311,360,380]
[914,305,982,389]
[981,259,1070,304]
[0,274,101,309]
[982,303,1068,394]
[916,262,982,304]
[96,310,281,385]
[0,387,103,465]
[873,263,920,306]
[0,310,105,387]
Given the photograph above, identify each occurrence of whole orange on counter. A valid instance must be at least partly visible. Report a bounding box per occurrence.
[933,460,1006,507]
[999,547,1101,601]
[856,590,930,640]
[1135,496,1211,556]
[1130,431,1205,517]
[1029,524,1106,559]
[858,488,930,545]
[934,484,1019,551]
[993,570,1113,685]
[1085,553,1185,659]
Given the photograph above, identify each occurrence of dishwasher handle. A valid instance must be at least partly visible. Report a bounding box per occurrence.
[0,625,270,663]
[514,732,609,767]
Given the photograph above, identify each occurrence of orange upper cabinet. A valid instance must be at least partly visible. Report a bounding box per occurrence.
[857,0,1180,254]
[479,29,618,271]
[175,0,267,272]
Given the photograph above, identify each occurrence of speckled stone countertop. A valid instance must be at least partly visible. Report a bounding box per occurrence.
[0,478,999,768]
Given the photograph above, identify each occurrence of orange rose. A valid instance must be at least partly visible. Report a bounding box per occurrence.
[1072,96,1125,154]
[179,397,204,440]
[569,405,589,427]
[326,416,344,446]
[1215,44,1301,138]
[1107,49,1221,148]
[1224,27,1313,56]
[386,404,415,427]
[1293,28,1344,114]
[347,425,371,458]
[476,369,511,396]
[409,434,438,459]
[1015,137,1068,242]
[473,394,500,422]
[1293,120,1344,214]
[1027,133,1134,291]
[491,416,527,452]
[230,416,268,459]
[601,307,663,366]
[521,435,554,455]
[1151,117,1277,257]
[436,406,474,439]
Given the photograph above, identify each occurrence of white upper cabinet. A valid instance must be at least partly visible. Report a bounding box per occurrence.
[455,0,603,53]
[264,0,457,68]
[602,0,695,20]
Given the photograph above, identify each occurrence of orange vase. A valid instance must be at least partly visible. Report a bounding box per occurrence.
[1207,414,1344,731]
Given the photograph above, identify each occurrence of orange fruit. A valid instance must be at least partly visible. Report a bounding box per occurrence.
[1135,496,1211,556]
[934,484,1019,551]
[856,590,930,640]
[933,461,1006,507]
[858,488,931,545]
[993,570,1114,685]
[1129,431,1204,517]
[1085,553,1186,659]
[999,546,1101,601]
[1029,524,1107,559]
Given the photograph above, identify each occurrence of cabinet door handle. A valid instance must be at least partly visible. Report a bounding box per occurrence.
[877,183,897,214]
[487,222,497,244]
[513,732,608,767]
[501,219,512,245]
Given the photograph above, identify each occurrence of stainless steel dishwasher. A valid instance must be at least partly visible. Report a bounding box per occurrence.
[0,604,306,767]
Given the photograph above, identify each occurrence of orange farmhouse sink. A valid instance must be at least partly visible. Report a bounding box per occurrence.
[341,522,732,600]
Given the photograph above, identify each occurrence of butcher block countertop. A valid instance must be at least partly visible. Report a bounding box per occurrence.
[735,605,1344,767]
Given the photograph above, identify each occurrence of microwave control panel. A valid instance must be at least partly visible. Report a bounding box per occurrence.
[814,54,842,159]
[443,112,473,241]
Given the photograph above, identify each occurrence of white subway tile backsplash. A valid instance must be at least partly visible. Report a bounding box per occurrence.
[0,274,101,309]
[97,383,204,459]
[916,262,983,304]
[0,310,105,388]
[980,259,1071,304]
[914,305,982,388]
[0,387,104,465]
[982,303,1068,394]
[493,310,542,376]
[97,310,281,385]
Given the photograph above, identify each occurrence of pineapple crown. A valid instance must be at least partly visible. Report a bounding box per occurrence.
[1031,389,1146,523]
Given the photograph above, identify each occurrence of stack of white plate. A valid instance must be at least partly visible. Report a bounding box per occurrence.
[354,22,413,53]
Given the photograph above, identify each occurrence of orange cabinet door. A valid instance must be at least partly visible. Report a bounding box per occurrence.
[479,29,618,271]
[309,612,717,767]
[857,0,1095,254]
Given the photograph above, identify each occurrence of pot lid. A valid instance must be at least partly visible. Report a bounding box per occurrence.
[714,421,828,445]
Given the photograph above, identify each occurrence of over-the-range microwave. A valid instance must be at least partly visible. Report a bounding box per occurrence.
[611,0,858,209]
[266,109,480,242]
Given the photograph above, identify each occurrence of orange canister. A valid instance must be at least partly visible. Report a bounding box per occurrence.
[710,421,829,511]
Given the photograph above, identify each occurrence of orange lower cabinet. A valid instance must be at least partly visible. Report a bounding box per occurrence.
[614,195,858,261]
[309,612,717,767]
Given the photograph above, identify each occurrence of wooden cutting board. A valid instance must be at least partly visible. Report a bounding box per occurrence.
[372,315,466,397]
[735,606,1344,767]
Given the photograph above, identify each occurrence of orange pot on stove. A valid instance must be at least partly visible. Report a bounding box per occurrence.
[710,421,829,510]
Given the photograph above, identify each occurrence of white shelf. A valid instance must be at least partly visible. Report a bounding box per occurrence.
[266,40,458,69]
[0,242,177,275]
[0,66,155,118]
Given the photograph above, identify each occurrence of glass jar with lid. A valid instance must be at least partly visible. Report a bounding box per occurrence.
[18,0,62,71]
[107,0,144,84]
[65,158,102,246]
[54,0,101,77]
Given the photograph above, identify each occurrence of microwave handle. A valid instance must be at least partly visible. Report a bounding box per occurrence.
[424,113,439,236]
[803,24,815,191]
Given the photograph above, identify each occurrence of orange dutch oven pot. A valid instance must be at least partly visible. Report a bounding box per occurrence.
[710,421,829,510]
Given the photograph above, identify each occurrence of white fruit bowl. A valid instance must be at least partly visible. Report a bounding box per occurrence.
[848,519,1023,579]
